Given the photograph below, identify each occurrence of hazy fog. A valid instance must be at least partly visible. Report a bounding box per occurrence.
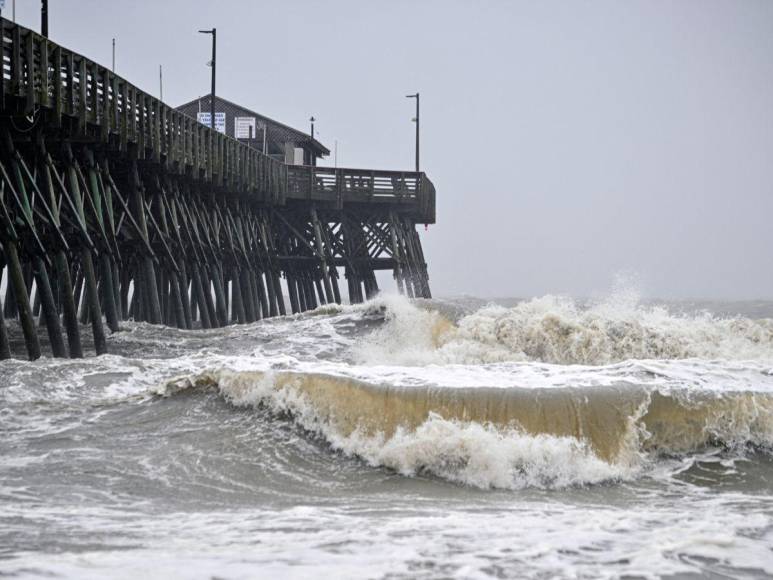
[13,0,773,299]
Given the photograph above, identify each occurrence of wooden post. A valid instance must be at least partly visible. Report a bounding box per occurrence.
[33,256,67,357]
[201,270,218,327]
[4,133,67,357]
[72,267,84,322]
[5,243,41,360]
[113,262,124,320]
[36,140,83,356]
[191,264,211,329]
[127,151,162,324]
[252,270,268,319]
[389,211,406,296]
[190,271,199,323]
[56,251,83,357]
[314,275,326,306]
[168,273,186,329]
[3,271,18,318]
[210,263,228,326]
[305,273,318,310]
[64,142,107,354]
[84,150,120,332]
[120,267,131,322]
[295,271,307,312]
[240,269,254,323]
[0,288,11,359]
[287,271,300,314]
[310,208,335,304]
[231,269,246,324]
[178,265,192,329]
[330,267,342,304]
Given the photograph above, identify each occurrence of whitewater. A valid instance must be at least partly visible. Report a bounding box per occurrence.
[2,292,773,579]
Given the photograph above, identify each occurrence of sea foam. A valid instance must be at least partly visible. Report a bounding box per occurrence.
[350,293,773,366]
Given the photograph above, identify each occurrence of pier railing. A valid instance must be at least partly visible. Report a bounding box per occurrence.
[0,18,290,204]
[286,166,435,221]
[0,18,435,222]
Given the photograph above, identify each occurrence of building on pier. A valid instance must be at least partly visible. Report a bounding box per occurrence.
[176,95,329,166]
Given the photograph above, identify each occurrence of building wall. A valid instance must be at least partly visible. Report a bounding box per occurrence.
[176,96,319,165]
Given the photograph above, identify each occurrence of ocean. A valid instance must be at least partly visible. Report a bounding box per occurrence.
[1,292,772,579]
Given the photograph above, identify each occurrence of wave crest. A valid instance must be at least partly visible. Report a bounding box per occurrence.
[154,369,773,490]
[353,294,773,365]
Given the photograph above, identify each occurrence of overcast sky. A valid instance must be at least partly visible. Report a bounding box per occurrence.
[13,0,773,299]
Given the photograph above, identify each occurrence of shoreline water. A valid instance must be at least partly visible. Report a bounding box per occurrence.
[2,293,773,579]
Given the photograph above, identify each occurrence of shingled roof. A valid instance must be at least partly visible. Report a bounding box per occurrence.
[176,95,330,157]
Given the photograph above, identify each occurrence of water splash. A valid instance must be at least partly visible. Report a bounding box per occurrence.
[351,293,773,366]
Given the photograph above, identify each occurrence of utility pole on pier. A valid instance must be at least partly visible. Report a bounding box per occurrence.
[41,0,48,37]
[0,0,15,21]
[199,28,217,136]
[406,92,420,172]
[309,117,316,166]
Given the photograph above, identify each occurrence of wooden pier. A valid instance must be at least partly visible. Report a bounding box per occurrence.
[0,18,435,360]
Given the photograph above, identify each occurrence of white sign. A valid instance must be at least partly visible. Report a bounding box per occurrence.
[197,112,226,134]
[234,116,257,139]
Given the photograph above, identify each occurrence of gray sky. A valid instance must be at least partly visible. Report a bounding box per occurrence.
[14,0,773,299]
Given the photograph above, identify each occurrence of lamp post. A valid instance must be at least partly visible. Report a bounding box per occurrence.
[406,92,419,172]
[309,116,316,166]
[198,28,216,134]
[41,0,48,37]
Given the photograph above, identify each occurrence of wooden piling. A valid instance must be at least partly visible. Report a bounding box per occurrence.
[127,152,162,325]
[5,243,41,360]
[33,256,67,357]
[85,150,120,332]
[64,143,107,354]
[55,251,83,357]
[0,288,10,359]
[36,139,84,357]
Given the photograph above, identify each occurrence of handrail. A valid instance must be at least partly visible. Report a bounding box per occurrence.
[0,17,285,203]
[286,165,435,222]
[0,17,435,222]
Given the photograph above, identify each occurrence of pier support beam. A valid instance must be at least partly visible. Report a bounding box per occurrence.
[0,284,11,360]
[5,243,41,360]
[64,143,107,354]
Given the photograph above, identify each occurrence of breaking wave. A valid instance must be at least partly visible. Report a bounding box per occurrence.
[146,293,773,490]
[155,368,773,490]
[351,293,773,366]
